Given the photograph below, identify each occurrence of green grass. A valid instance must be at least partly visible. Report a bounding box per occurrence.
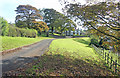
[73,37,119,63]
[40,34,54,38]
[48,37,99,60]
[74,34,89,37]
[49,33,61,36]
[1,37,118,76]
[1,36,53,51]
[53,33,60,36]
[104,50,119,63]
[22,37,114,76]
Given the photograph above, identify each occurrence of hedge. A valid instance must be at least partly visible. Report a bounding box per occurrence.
[0,17,9,36]
[8,26,37,38]
[0,17,38,38]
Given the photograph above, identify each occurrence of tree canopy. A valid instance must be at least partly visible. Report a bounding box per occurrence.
[15,5,42,28]
[15,5,49,35]
[43,9,60,34]
[41,8,77,35]
[32,21,49,33]
[60,0,120,52]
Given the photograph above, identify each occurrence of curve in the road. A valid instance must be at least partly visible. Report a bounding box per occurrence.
[1,39,54,74]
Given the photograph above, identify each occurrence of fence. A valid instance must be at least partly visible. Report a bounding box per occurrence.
[92,44,120,75]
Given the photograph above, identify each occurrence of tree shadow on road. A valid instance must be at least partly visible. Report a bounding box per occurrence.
[2,56,39,76]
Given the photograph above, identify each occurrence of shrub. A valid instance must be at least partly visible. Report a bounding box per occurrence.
[0,17,38,38]
[8,26,18,37]
[89,38,99,47]
[16,28,21,37]
[8,26,37,38]
[0,17,9,36]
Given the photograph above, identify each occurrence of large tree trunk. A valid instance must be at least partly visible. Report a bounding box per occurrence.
[46,31,49,37]
[69,30,71,36]
[27,15,30,28]
[66,31,67,36]
[51,27,54,34]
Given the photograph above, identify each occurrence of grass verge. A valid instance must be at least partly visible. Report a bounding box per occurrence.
[1,36,53,51]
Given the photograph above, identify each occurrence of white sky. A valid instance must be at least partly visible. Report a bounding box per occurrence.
[0,0,86,23]
[0,0,119,30]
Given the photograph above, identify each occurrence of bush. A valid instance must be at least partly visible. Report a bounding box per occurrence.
[8,26,17,37]
[61,34,66,37]
[8,26,37,38]
[0,17,9,36]
[16,28,21,37]
[0,17,37,38]
[89,38,99,47]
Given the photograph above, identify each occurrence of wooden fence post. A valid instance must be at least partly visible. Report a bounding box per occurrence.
[103,48,104,58]
[107,54,109,66]
[92,44,120,74]
[115,60,117,74]
[110,57,113,69]
[105,52,106,61]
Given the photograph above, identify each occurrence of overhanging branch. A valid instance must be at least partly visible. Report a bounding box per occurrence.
[87,22,120,40]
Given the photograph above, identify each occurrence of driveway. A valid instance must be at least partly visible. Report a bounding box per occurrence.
[1,39,54,76]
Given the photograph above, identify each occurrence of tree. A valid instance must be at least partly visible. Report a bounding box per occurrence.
[65,18,76,36]
[43,9,60,34]
[15,5,42,28]
[15,5,49,36]
[49,13,76,35]
[41,8,77,35]
[32,21,49,35]
[0,17,9,36]
[60,0,120,52]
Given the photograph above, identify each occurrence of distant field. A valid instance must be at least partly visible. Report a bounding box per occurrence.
[25,37,114,76]
[1,36,53,51]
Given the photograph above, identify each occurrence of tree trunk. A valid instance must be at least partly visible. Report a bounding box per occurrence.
[27,15,30,28]
[51,27,54,34]
[66,31,67,36]
[46,31,49,37]
[60,31,62,36]
[38,31,41,36]
[69,30,71,36]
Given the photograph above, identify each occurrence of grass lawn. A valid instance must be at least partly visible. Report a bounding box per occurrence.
[1,36,53,51]
[11,37,116,76]
[48,37,98,60]
[49,33,61,36]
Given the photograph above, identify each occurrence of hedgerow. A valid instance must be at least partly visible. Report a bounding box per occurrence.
[8,26,37,38]
[0,17,38,38]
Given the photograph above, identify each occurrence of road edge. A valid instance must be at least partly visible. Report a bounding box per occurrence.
[1,39,53,56]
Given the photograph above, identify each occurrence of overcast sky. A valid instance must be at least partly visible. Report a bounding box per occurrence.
[0,0,86,23]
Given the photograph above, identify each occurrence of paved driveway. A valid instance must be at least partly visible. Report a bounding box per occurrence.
[1,39,54,75]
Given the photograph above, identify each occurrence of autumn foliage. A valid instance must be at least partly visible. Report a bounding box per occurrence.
[15,5,48,35]
[61,0,120,52]
[32,21,49,33]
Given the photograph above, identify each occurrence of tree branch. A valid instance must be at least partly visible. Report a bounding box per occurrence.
[97,15,120,31]
[87,22,120,40]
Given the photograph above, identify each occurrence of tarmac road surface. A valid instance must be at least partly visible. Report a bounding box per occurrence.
[0,39,54,75]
